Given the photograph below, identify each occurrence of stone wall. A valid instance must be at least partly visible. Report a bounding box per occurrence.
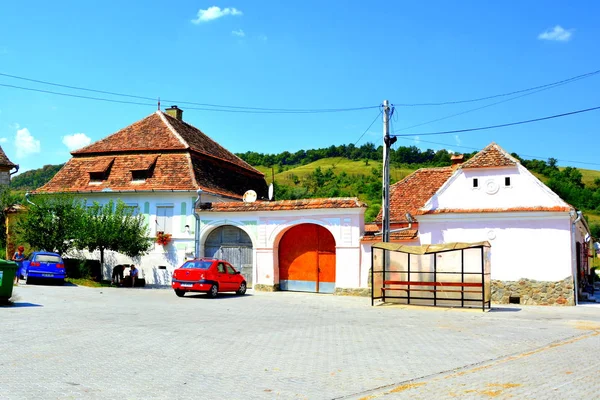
[253,283,280,292]
[334,288,371,297]
[491,277,575,306]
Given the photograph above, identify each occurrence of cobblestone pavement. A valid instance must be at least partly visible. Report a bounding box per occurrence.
[2,284,600,400]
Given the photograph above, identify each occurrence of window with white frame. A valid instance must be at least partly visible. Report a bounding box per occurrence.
[156,205,174,234]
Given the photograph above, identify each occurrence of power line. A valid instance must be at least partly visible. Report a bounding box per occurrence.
[393,68,600,107]
[0,72,379,113]
[0,83,156,107]
[331,110,382,168]
[395,136,600,167]
[392,72,595,133]
[392,105,600,137]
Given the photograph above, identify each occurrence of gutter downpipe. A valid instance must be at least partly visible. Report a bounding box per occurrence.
[375,213,415,237]
[10,165,19,176]
[571,210,582,306]
[193,189,203,259]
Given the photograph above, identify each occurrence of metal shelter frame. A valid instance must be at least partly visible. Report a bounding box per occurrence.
[371,242,492,311]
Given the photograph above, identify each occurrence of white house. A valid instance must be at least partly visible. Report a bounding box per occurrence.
[365,143,592,305]
[36,106,268,284]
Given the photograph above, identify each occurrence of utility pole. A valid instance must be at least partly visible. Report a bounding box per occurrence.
[381,100,396,242]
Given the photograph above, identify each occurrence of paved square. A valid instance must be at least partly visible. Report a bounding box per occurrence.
[2,284,600,399]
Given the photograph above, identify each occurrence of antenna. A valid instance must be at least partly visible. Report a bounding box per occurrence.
[157,97,161,111]
[243,190,257,203]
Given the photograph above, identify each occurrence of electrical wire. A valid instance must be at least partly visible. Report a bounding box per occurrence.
[392,73,595,133]
[395,136,600,167]
[392,105,600,137]
[331,110,382,169]
[0,72,379,113]
[393,68,600,107]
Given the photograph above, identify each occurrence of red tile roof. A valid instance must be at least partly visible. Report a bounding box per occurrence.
[0,145,16,168]
[362,229,418,242]
[197,198,367,212]
[375,167,454,223]
[36,154,197,193]
[38,111,268,198]
[460,142,518,169]
[418,206,571,215]
[72,111,261,175]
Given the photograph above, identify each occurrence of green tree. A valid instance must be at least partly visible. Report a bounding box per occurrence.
[77,200,152,267]
[15,195,86,255]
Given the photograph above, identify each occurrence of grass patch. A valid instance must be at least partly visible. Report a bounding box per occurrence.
[258,158,415,187]
[65,278,112,288]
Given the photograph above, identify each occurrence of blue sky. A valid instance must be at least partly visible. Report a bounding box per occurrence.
[0,1,598,173]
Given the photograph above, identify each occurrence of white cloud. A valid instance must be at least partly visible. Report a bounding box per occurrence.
[538,25,573,42]
[15,128,41,158]
[258,34,268,41]
[232,29,245,37]
[192,6,242,24]
[0,137,7,143]
[454,135,461,145]
[413,136,421,145]
[9,122,20,130]
[62,133,91,151]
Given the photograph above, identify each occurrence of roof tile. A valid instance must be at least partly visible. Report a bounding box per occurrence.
[460,142,518,169]
[197,197,367,212]
[376,167,454,223]
[0,145,16,168]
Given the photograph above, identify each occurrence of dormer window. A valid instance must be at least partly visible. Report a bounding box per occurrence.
[89,171,108,183]
[130,155,158,183]
[505,177,511,186]
[132,170,150,182]
[87,158,114,185]
[473,178,479,188]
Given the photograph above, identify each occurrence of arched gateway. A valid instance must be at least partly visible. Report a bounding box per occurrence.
[205,225,253,286]
[278,223,336,293]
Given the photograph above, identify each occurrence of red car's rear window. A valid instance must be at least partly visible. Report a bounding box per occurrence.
[180,260,213,270]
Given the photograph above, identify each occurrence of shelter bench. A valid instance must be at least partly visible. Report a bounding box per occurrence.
[382,280,483,294]
[381,280,487,310]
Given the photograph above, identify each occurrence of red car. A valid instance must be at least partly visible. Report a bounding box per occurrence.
[171,258,247,298]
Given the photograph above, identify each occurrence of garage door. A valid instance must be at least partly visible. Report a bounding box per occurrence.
[279,224,336,293]
[205,226,253,287]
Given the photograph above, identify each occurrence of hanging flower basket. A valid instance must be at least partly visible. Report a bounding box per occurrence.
[156,231,172,246]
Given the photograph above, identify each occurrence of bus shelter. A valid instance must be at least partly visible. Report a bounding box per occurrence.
[371,242,491,311]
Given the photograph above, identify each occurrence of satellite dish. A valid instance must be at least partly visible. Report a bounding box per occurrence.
[243,190,257,203]
[268,184,274,201]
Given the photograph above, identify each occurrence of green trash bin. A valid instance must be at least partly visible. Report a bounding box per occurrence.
[0,259,18,302]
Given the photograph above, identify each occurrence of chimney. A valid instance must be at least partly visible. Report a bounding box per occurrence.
[165,105,183,121]
[451,154,464,169]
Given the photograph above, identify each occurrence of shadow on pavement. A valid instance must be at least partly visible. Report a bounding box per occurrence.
[0,301,43,308]
[182,293,253,300]
[489,306,522,312]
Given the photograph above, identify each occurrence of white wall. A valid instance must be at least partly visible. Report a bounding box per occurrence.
[424,165,569,212]
[70,191,229,284]
[418,212,572,281]
[198,208,365,289]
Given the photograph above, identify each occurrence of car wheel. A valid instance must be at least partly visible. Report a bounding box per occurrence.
[207,284,218,298]
[236,281,247,295]
[174,289,185,297]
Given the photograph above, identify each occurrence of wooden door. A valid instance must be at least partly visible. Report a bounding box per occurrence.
[279,224,336,293]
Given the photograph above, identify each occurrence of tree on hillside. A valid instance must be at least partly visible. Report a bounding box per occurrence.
[15,195,86,255]
[77,200,153,267]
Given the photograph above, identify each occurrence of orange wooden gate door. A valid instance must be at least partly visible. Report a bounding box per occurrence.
[279,224,336,293]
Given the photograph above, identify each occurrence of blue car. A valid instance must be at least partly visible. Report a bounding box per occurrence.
[22,251,66,284]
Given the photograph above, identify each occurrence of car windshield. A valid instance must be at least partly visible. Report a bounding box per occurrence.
[35,254,62,263]
[180,260,213,270]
